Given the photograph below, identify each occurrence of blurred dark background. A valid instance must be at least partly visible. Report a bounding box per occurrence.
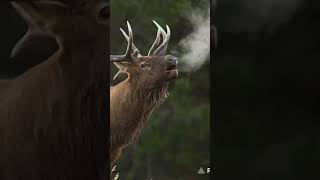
[214,0,320,179]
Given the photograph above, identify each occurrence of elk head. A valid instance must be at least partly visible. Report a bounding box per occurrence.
[110,21,178,88]
[10,0,109,57]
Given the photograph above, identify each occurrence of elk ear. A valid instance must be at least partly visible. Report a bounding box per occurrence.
[10,1,68,58]
[112,62,130,80]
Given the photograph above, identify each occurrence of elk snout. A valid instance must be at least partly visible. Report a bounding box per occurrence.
[165,55,178,66]
[164,55,178,80]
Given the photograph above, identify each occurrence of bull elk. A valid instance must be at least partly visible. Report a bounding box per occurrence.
[0,1,108,179]
[110,21,178,166]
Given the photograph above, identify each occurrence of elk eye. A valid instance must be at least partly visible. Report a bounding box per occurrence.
[140,62,151,70]
[99,7,109,19]
[97,5,109,23]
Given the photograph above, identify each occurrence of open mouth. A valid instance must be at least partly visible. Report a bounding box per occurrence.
[165,65,177,72]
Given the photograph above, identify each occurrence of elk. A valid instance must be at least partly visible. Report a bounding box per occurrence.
[0,1,108,179]
[110,21,178,166]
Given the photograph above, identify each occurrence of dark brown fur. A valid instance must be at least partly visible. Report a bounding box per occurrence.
[110,54,178,166]
[110,79,168,164]
[0,1,109,179]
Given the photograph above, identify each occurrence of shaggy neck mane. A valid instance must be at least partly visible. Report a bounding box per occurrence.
[110,78,169,149]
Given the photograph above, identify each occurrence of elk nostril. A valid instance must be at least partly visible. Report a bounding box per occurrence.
[167,57,178,65]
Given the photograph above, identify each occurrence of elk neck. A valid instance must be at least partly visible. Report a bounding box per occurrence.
[110,77,168,146]
[54,31,108,90]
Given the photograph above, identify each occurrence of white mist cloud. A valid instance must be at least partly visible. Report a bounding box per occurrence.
[177,8,210,72]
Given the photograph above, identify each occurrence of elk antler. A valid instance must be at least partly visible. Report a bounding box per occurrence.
[147,23,161,56]
[110,21,135,64]
[151,21,171,56]
[10,1,69,58]
[110,20,172,80]
[119,28,141,58]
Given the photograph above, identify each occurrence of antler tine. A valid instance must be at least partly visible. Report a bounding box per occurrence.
[125,21,133,58]
[148,21,162,56]
[110,21,134,63]
[162,25,171,53]
[152,21,167,42]
[152,21,171,56]
[120,28,141,57]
